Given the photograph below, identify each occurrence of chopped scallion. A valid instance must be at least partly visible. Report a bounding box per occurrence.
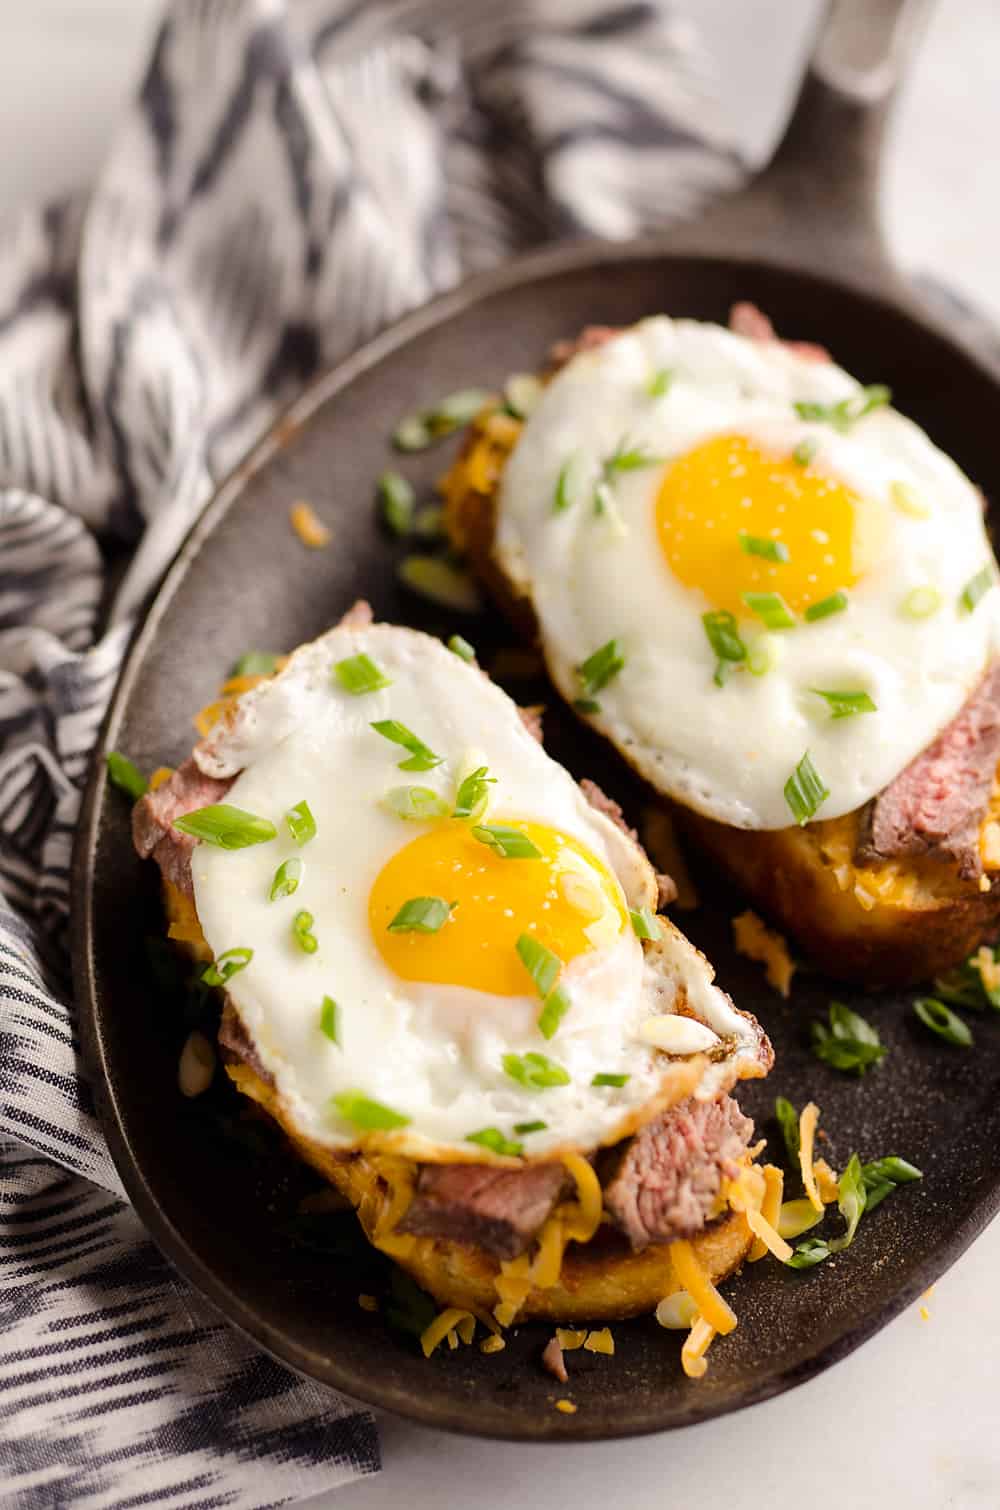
[333,1091,411,1130]
[319,995,341,1046]
[201,947,253,987]
[504,373,542,419]
[591,1072,629,1087]
[466,1127,523,1158]
[804,590,848,622]
[381,786,450,822]
[514,1119,548,1135]
[702,610,746,672]
[739,532,790,563]
[230,650,279,678]
[576,638,625,707]
[900,585,942,620]
[913,996,973,1047]
[447,633,476,662]
[371,719,443,772]
[742,591,796,630]
[810,688,877,719]
[629,907,663,941]
[792,438,817,467]
[292,910,319,953]
[554,455,578,513]
[387,896,454,934]
[333,653,392,696]
[647,368,674,398]
[516,934,562,998]
[811,1001,886,1074]
[286,800,317,846]
[538,984,571,1040]
[378,470,416,535]
[398,555,481,613]
[472,824,542,859]
[269,857,302,901]
[393,389,492,451]
[174,804,277,849]
[793,384,891,432]
[106,752,148,801]
[453,765,494,822]
[783,750,829,825]
[502,1051,570,1089]
[959,565,993,615]
[774,1096,800,1163]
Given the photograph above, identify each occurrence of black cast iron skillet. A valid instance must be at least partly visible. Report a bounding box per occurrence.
[73,0,1000,1441]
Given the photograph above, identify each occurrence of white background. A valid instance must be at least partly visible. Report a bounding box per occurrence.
[4,3,997,1507]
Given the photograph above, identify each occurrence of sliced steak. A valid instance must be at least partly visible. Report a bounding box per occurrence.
[859,661,1000,880]
[728,301,830,363]
[131,756,234,894]
[518,704,544,743]
[548,325,620,369]
[218,998,274,1087]
[397,1161,567,1261]
[600,1094,753,1251]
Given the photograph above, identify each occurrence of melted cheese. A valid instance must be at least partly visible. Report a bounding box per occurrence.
[669,1240,737,1335]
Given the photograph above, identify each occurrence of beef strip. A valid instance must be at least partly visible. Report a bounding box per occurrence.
[728,301,831,362]
[859,661,1000,879]
[579,777,677,906]
[217,998,275,1086]
[600,1094,753,1252]
[542,1336,569,1383]
[396,1161,568,1262]
[131,756,234,894]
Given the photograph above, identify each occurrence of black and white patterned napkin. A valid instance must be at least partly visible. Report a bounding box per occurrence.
[0,1,742,1504]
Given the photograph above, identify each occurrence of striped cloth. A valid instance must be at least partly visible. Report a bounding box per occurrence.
[0,2,741,1505]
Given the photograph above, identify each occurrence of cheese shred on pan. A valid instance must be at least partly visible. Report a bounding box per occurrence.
[681,1316,717,1380]
[421,1307,475,1357]
[799,1102,824,1212]
[669,1240,737,1336]
[747,1165,789,1262]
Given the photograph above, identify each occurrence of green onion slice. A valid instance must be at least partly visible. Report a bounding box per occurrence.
[577,638,626,701]
[466,1127,523,1158]
[739,532,789,563]
[393,415,433,452]
[393,389,492,451]
[453,765,495,822]
[793,384,891,432]
[504,373,542,419]
[591,1072,629,1087]
[319,996,341,1046]
[900,586,942,621]
[514,1119,548,1135]
[647,368,674,398]
[805,590,848,622]
[174,804,277,849]
[538,984,572,1040]
[784,751,829,825]
[201,947,253,987]
[792,438,817,467]
[106,752,148,800]
[381,786,450,822]
[702,610,747,672]
[387,896,454,934]
[292,909,319,953]
[472,824,542,859]
[447,633,476,663]
[286,800,317,846]
[811,1001,886,1075]
[603,436,663,473]
[787,1237,831,1269]
[230,650,279,678]
[629,907,663,941]
[333,1091,411,1130]
[371,719,443,772]
[516,934,562,997]
[554,455,578,513]
[742,592,796,630]
[398,555,482,614]
[913,996,974,1047]
[775,1096,800,1163]
[269,857,302,901]
[810,688,877,719]
[959,565,993,615]
[333,652,392,696]
[574,698,602,714]
[502,1051,571,1089]
[378,470,416,535]
[827,1153,867,1253]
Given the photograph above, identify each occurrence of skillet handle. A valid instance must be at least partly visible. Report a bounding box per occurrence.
[674,0,932,295]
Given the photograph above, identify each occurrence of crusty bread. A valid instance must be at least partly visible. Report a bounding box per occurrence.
[441,407,1000,988]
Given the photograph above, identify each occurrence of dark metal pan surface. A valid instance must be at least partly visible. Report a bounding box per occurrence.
[73,0,1000,1441]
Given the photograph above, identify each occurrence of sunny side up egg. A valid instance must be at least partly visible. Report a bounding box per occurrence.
[190,622,760,1162]
[494,316,1000,829]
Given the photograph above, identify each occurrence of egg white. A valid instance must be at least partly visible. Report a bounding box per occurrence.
[191,623,759,1159]
[495,316,1000,829]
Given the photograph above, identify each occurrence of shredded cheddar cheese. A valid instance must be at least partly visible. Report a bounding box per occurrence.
[813,1158,840,1204]
[193,697,234,736]
[556,1329,587,1351]
[421,1308,474,1358]
[583,1328,614,1356]
[555,1399,578,1414]
[778,1198,823,1239]
[481,1334,506,1354]
[748,1165,784,1262]
[358,1293,378,1312]
[669,1240,737,1336]
[149,765,173,790]
[732,910,795,996]
[529,1216,567,1289]
[680,1316,716,1380]
[290,500,331,548]
[559,1153,603,1243]
[799,1102,823,1212]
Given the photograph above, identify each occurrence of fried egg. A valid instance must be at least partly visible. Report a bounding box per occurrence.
[191,622,761,1161]
[494,316,1000,829]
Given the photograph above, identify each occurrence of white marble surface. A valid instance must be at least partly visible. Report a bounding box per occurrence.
[4,3,998,1506]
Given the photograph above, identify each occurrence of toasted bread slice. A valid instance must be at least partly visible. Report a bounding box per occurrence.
[442,406,1000,988]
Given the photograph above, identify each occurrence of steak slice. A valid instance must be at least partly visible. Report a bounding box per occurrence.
[859,661,1000,880]
[397,1161,568,1262]
[131,756,234,894]
[217,998,274,1087]
[600,1094,753,1251]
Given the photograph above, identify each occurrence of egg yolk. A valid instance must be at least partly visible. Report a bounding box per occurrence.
[369,819,627,996]
[655,433,880,616]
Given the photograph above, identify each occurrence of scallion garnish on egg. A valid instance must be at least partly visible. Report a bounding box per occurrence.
[514,1119,548,1135]
[472,824,543,859]
[804,590,848,622]
[591,1072,629,1087]
[230,650,279,678]
[453,765,495,822]
[286,799,317,845]
[739,532,790,563]
[647,368,674,398]
[538,985,572,1040]
[106,751,148,800]
[387,896,454,934]
[575,638,625,713]
[502,1051,571,1089]
[447,633,477,662]
[702,610,747,686]
[381,786,450,821]
[269,857,302,900]
[174,804,277,849]
[292,909,319,953]
[784,750,830,825]
[793,383,890,432]
[959,565,993,615]
[516,932,562,998]
[742,592,796,630]
[371,719,444,772]
[466,1127,524,1158]
[810,688,877,719]
[603,436,663,474]
[319,995,341,1046]
[333,652,392,695]
[900,585,942,620]
[792,438,817,467]
[629,907,663,941]
[333,1090,411,1130]
[554,455,578,513]
[201,947,253,987]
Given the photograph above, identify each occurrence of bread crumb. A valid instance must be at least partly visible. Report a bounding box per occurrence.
[732,909,796,996]
[290,501,331,548]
